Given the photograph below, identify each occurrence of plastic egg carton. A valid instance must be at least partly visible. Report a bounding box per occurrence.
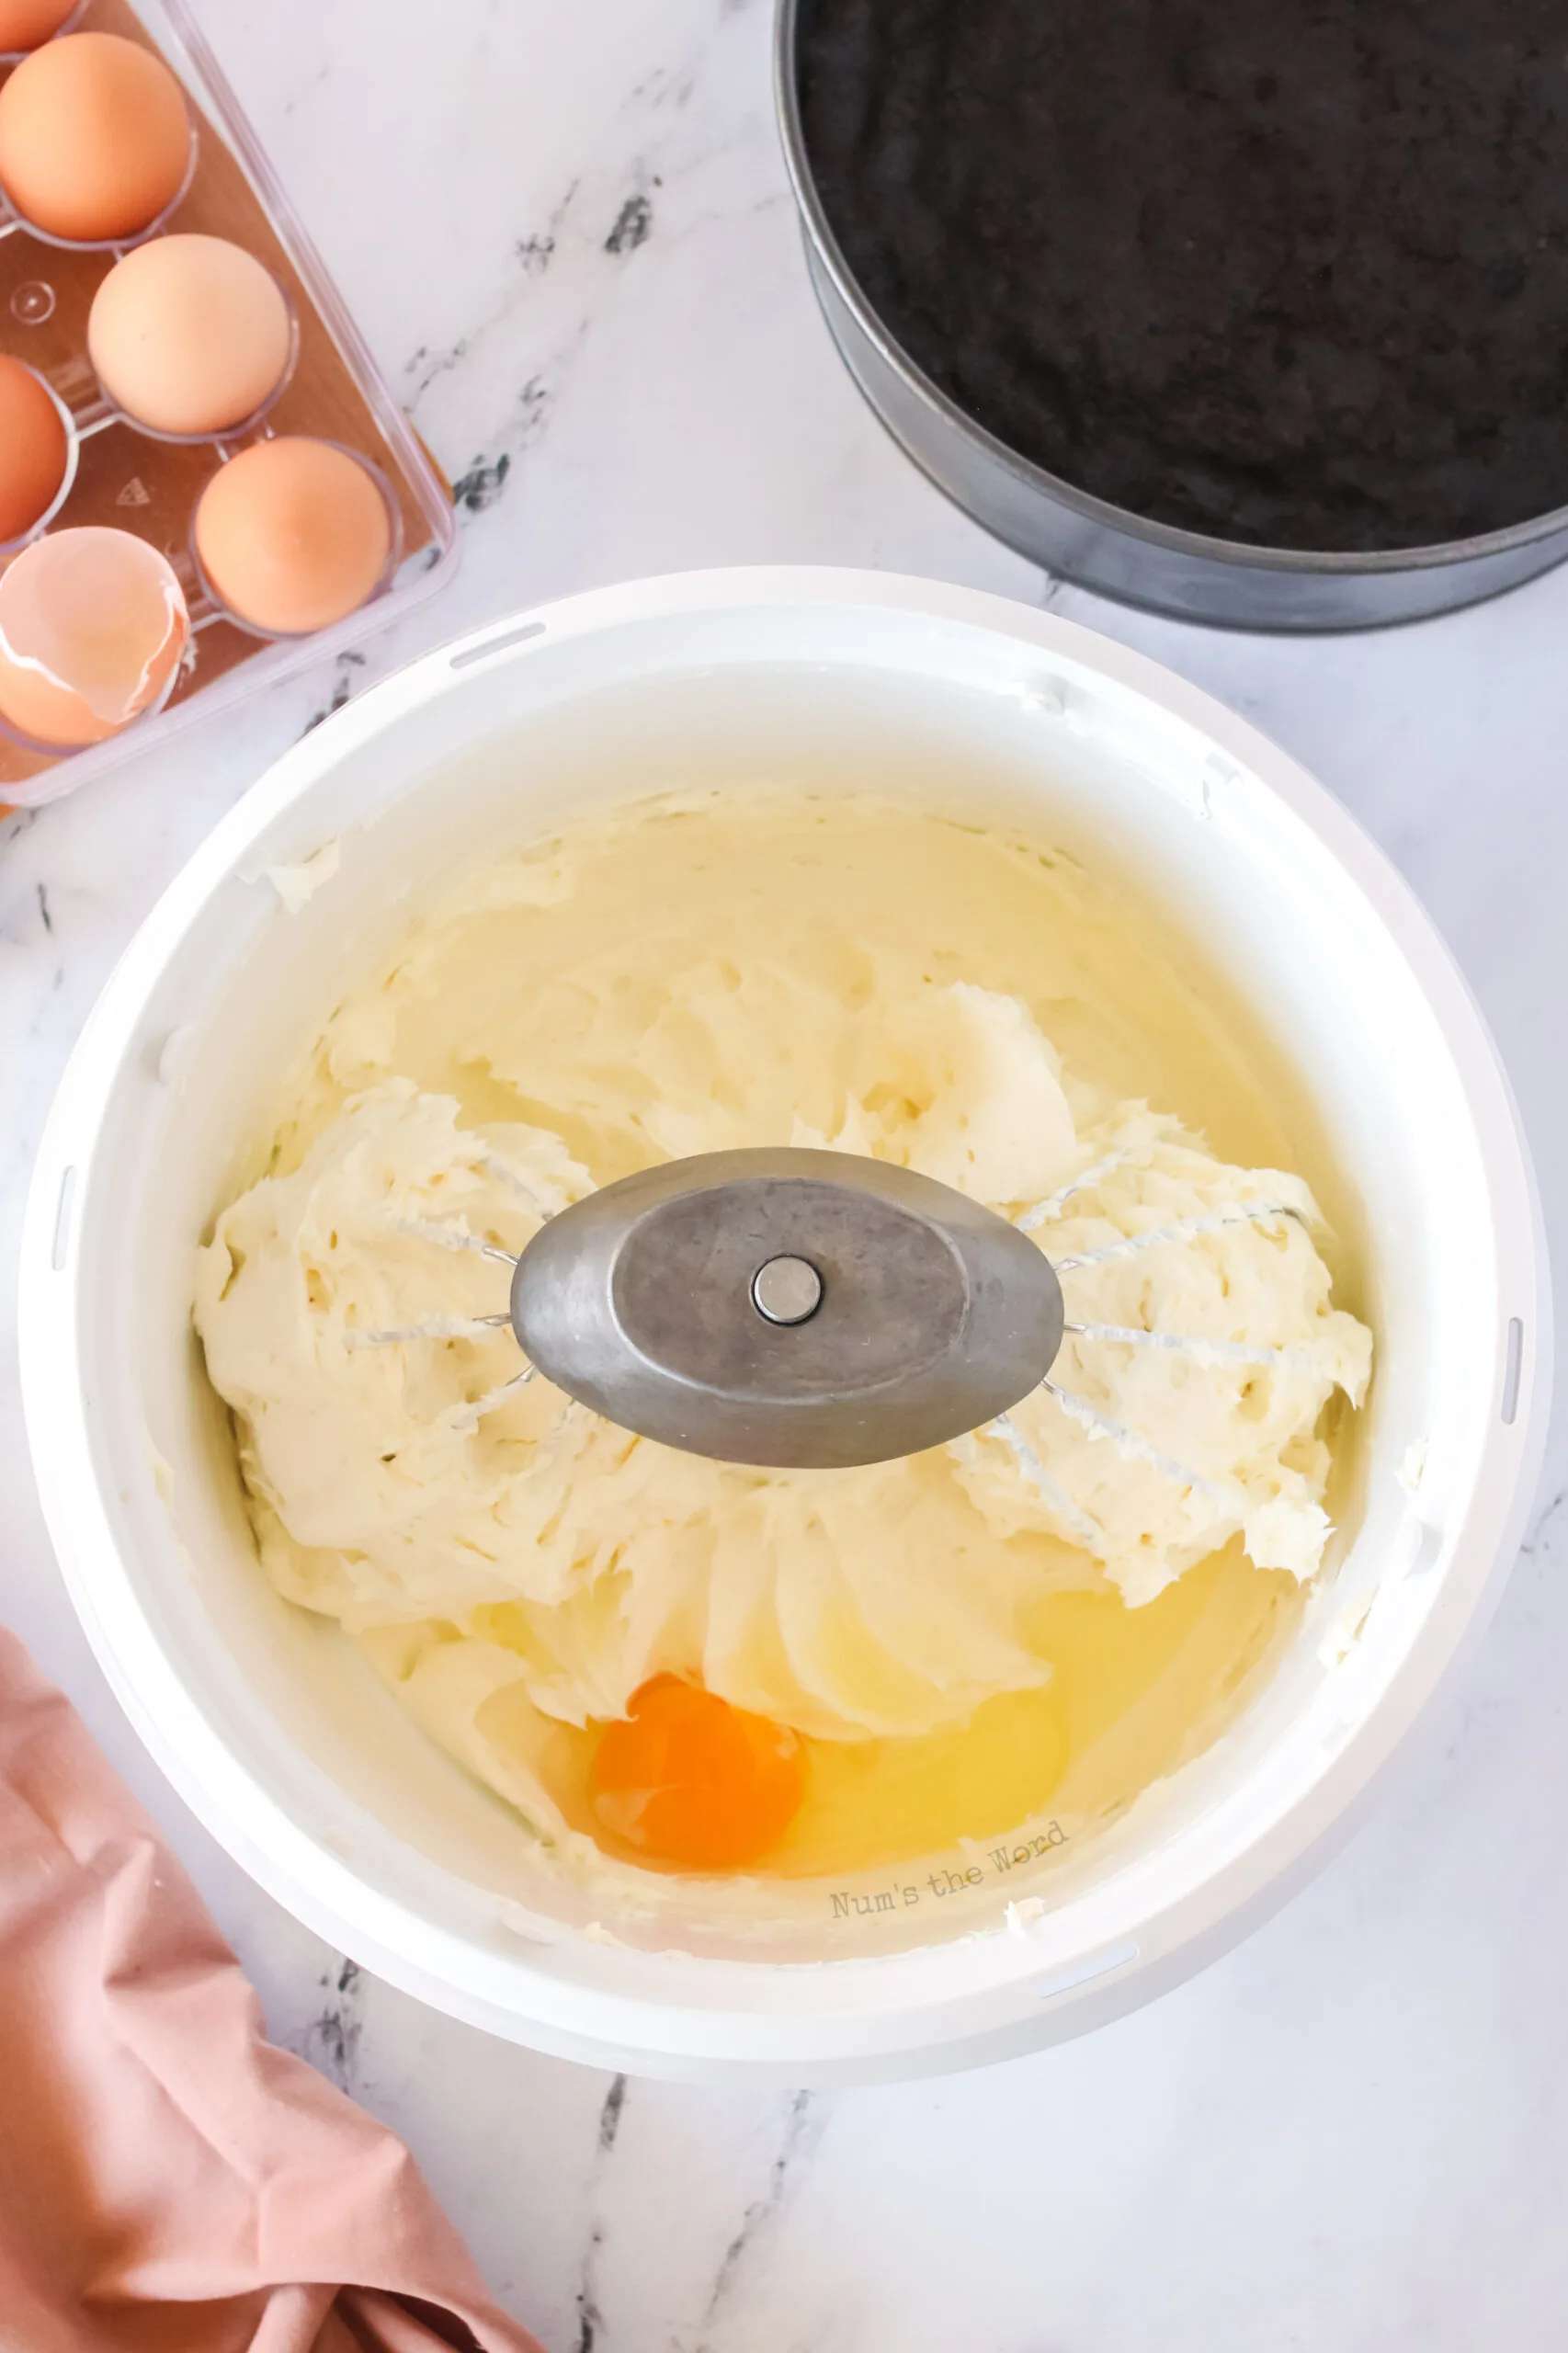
[0,0,457,807]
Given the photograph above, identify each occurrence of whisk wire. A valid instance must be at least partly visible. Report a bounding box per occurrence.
[480,1154,563,1220]
[448,1362,539,1433]
[1053,1199,1303,1273]
[347,1311,513,1347]
[1015,1146,1151,1232]
[390,1217,520,1267]
[990,1411,1108,1553]
[1064,1319,1313,1370]
[1041,1377,1239,1507]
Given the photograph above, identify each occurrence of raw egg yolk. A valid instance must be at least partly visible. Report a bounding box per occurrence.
[590,1677,805,1870]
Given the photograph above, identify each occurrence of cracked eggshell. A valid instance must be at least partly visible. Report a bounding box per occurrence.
[0,527,187,748]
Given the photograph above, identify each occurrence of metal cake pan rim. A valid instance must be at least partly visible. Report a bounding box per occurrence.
[774,0,1568,587]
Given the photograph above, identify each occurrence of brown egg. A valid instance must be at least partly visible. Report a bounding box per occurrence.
[89,236,294,437]
[195,438,394,636]
[0,0,79,51]
[0,354,69,542]
[0,526,187,747]
[0,32,192,244]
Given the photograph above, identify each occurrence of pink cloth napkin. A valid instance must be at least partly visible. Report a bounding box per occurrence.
[0,1627,541,2353]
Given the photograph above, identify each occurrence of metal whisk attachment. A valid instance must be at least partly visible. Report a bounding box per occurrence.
[352,1147,1306,1481]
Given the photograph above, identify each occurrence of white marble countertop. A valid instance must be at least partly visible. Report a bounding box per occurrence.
[6,3,1568,2345]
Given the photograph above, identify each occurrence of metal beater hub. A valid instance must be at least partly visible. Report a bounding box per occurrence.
[510,1148,1065,1469]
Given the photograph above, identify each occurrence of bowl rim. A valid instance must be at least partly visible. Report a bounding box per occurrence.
[19,567,1552,2078]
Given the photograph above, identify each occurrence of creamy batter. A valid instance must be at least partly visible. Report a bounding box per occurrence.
[195,793,1370,1887]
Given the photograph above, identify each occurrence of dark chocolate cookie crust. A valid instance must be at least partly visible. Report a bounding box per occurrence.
[797,0,1568,551]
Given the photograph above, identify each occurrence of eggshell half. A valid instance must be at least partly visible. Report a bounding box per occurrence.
[0,526,188,747]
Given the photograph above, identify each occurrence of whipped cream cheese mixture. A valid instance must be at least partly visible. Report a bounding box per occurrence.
[195,793,1371,1888]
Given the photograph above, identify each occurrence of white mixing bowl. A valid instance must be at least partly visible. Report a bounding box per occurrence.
[20,570,1549,2082]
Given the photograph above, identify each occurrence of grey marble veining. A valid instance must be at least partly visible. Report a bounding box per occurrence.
[4,1,1568,2346]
